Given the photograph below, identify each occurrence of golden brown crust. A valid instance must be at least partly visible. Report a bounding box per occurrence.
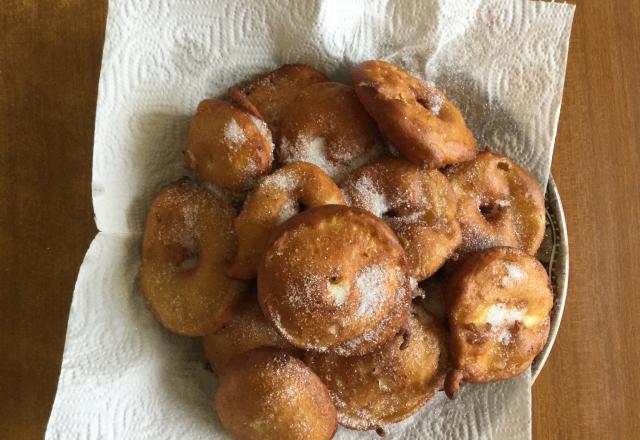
[444,247,553,397]
[231,64,328,140]
[214,348,337,440]
[202,295,297,374]
[445,150,546,260]
[228,87,264,120]
[305,306,449,431]
[139,179,248,336]
[342,157,462,281]
[258,205,411,356]
[184,99,274,192]
[278,82,385,181]
[228,162,345,280]
[352,60,477,169]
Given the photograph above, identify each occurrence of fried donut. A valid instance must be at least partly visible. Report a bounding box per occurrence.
[278,82,385,181]
[202,295,297,374]
[228,162,345,280]
[352,60,477,169]
[306,305,449,432]
[342,157,461,281]
[139,179,247,336]
[229,64,328,139]
[444,247,553,398]
[184,99,273,192]
[214,348,337,440]
[258,205,411,356]
[446,150,546,259]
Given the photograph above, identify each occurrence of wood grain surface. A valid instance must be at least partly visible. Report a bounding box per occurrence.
[1,1,638,439]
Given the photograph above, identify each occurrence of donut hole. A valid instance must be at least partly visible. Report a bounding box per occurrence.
[479,203,499,220]
[415,92,444,117]
[497,161,510,171]
[423,209,437,225]
[178,249,200,271]
[384,209,401,218]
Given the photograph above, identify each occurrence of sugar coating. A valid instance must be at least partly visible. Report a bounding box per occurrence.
[280,134,383,182]
[500,263,528,288]
[280,136,336,177]
[224,117,246,145]
[261,172,299,192]
[345,175,388,217]
[277,199,299,224]
[248,114,274,154]
[428,93,444,115]
[326,279,351,307]
[485,303,526,327]
[355,265,387,317]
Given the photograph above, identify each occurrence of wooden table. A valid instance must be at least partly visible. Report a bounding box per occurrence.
[1,1,638,438]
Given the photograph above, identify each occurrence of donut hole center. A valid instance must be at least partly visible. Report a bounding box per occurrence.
[178,249,199,271]
[422,209,437,225]
[480,203,499,220]
[415,91,444,117]
[384,209,401,218]
[326,275,350,307]
[497,161,510,171]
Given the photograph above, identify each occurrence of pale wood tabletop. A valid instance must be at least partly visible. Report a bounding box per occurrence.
[1,1,639,439]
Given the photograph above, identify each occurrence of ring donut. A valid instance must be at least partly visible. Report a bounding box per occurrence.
[228,162,345,280]
[139,179,248,336]
[202,295,297,374]
[214,348,337,440]
[306,305,449,433]
[185,99,274,192]
[445,150,546,260]
[278,82,385,182]
[229,63,328,140]
[341,157,462,281]
[352,60,476,169]
[258,205,411,356]
[444,247,553,398]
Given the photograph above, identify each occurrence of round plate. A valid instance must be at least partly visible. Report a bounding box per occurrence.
[531,176,569,381]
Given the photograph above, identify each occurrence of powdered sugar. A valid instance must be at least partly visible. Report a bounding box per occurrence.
[248,114,274,154]
[224,117,246,145]
[500,263,528,288]
[355,265,387,316]
[278,199,298,224]
[485,303,527,346]
[262,172,299,192]
[346,175,388,217]
[485,303,526,327]
[280,134,383,181]
[507,263,527,280]
[428,93,444,115]
[244,159,258,175]
[280,135,337,177]
[498,330,512,345]
[326,278,351,307]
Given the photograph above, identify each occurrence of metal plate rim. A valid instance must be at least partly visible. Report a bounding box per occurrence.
[531,176,569,382]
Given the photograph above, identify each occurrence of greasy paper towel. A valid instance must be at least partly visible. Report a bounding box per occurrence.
[46,0,574,438]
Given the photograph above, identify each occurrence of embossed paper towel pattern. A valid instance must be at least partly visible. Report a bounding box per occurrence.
[47,0,574,439]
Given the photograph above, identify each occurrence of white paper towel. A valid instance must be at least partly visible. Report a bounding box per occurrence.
[46,0,574,438]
